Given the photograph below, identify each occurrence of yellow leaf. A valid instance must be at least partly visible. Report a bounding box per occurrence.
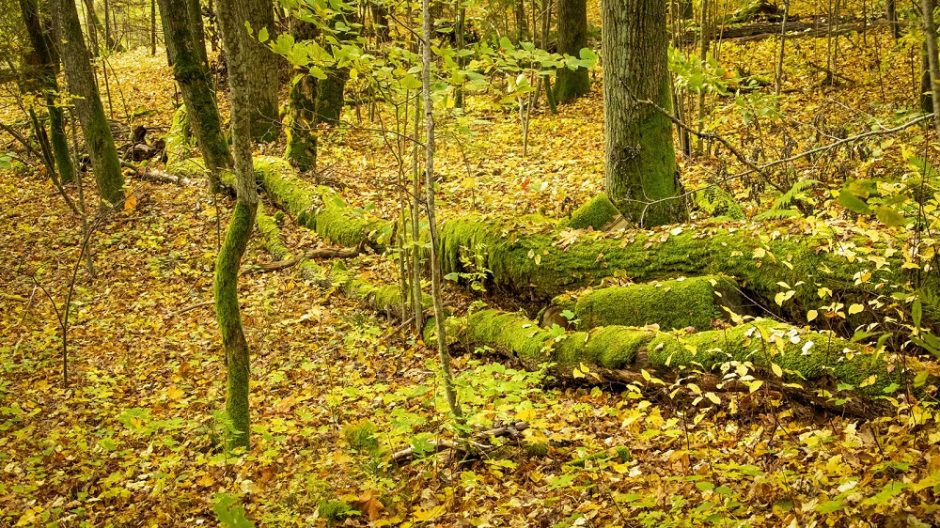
[807,310,818,322]
[579,362,591,373]
[848,304,864,315]
[571,367,585,379]
[166,385,185,401]
[749,380,764,393]
[705,392,720,405]
[859,375,877,388]
[771,363,783,378]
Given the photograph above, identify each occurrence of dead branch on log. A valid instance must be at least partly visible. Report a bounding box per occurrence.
[391,421,529,464]
[247,243,364,274]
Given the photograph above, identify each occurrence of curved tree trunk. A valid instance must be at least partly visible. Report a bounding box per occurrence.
[159,0,232,190]
[19,0,75,184]
[554,0,591,103]
[215,0,260,451]
[601,0,685,226]
[52,0,125,207]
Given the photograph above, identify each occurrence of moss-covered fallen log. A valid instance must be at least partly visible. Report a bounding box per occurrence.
[176,154,394,249]
[542,275,744,331]
[438,212,929,331]
[457,309,909,396]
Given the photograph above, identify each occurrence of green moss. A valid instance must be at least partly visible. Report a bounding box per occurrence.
[561,275,741,330]
[251,156,392,248]
[464,309,651,370]
[165,105,193,166]
[561,193,621,230]
[256,203,291,261]
[646,319,899,396]
[343,420,379,453]
[438,215,904,331]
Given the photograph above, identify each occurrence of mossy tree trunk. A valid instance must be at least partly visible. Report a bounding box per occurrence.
[159,0,232,190]
[18,0,75,184]
[52,0,125,207]
[284,17,317,171]
[185,0,210,69]
[215,0,260,451]
[554,0,591,103]
[601,0,685,226]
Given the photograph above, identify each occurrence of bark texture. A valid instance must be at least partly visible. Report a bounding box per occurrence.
[235,0,281,141]
[215,0,260,451]
[554,0,591,103]
[601,0,685,226]
[159,0,232,189]
[19,0,75,184]
[52,0,125,206]
[284,18,317,171]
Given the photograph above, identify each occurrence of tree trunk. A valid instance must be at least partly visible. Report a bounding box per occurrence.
[159,0,231,189]
[186,0,210,69]
[922,0,940,136]
[52,0,125,207]
[19,0,75,184]
[150,0,157,55]
[240,0,280,141]
[214,0,260,451]
[601,0,686,226]
[887,0,899,40]
[555,0,591,103]
[284,17,317,171]
[514,0,528,41]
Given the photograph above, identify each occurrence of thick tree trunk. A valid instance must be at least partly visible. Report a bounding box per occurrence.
[19,0,75,184]
[284,17,317,171]
[601,0,686,226]
[159,0,231,189]
[215,0,260,451]
[239,0,280,141]
[554,0,591,103]
[52,0,125,207]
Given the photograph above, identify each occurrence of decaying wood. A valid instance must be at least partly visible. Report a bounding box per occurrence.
[248,244,364,273]
[391,421,529,464]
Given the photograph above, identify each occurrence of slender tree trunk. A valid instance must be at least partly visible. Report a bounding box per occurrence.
[52,0,125,207]
[923,0,940,136]
[82,0,100,56]
[694,0,709,155]
[422,0,463,423]
[186,0,209,68]
[555,0,591,103]
[19,0,75,184]
[601,0,686,226]
[774,0,789,96]
[150,0,157,55]
[159,0,232,188]
[214,0,260,452]
[887,0,899,40]
[514,0,528,41]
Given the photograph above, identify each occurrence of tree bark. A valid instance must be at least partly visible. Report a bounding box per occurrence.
[284,17,317,171]
[215,0,260,451]
[922,0,940,136]
[52,0,125,207]
[601,0,686,226]
[19,0,75,184]
[554,0,591,103]
[186,0,210,69]
[240,0,280,141]
[159,0,231,189]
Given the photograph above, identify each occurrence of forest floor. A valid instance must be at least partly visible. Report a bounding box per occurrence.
[2,23,940,528]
